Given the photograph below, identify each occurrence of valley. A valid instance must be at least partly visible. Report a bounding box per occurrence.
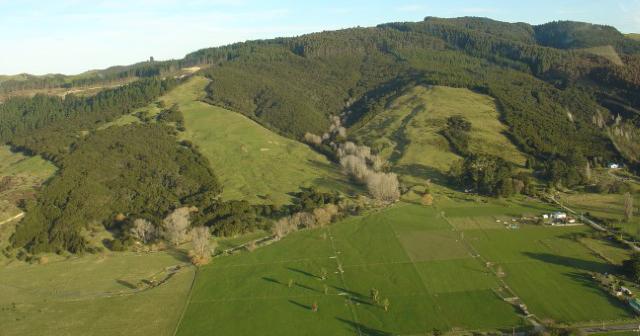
[1,13,640,336]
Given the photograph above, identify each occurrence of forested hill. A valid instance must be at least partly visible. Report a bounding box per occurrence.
[179,17,640,168]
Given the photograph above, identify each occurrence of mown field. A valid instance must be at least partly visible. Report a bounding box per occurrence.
[176,199,634,335]
[113,76,351,205]
[351,85,527,185]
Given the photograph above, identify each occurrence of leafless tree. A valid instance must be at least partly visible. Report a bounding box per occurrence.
[304,132,323,145]
[131,218,156,244]
[162,207,192,246]
[313,208,332,227]
[624,192,634,222]
[190,226,211,264]
[340,155,371,182]
[366,172,400,202]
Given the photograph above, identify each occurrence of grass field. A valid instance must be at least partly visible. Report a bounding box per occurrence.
[561,190,640,240]
[117,76,351,205]
[176,199,634,335]
[351,85,527,186]
[0,251,195,336]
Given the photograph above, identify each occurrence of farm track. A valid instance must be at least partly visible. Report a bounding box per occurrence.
[0,211,24,226]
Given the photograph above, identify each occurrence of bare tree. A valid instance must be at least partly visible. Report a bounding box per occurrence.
[340,155,370,182]
[313,208,332,227]
[366,172,400,202]
[292,212,316,229]
[304,132,322,145]
[190,226,211,265]
[163,207,192,246]
[272,217,291,240]
[625,192,634,222]
[584,161,592,182]
[131,218,156,244]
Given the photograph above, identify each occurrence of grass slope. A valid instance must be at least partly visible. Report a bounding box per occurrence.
[0,252,195,336]
[162,76,350,204]
[176,199,632,335]
[351,85,527,185]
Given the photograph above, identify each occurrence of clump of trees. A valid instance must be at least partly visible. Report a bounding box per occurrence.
[337,142,399,203]
[271,204,341,240]
[450,154,534,197]
[441,115,472,155]
[623,253,640,283]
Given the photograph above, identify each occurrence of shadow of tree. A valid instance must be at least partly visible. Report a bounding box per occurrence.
[286,267,319,279]
[522,252,619,274]
[394,163,450,185]
[116,279,137,289]
[288,299,311,310]
[261,277,281,285]
[336,317,393,336]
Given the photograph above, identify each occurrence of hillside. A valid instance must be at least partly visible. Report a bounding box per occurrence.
[154,76,350,204]
[351,85,527,185]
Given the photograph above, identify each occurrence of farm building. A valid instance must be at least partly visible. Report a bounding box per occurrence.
[551,212,567,220]
[608,163,620,169]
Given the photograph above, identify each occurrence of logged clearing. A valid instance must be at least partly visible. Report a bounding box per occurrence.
[581,45,624,66]
[163,76,350,204]
[351,85,527,185]
[176,199,633,335]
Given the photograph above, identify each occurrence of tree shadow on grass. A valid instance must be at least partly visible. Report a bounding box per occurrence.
[522,252,619,274]
[331,286,367,299]
[261,277,281,285]
[116,279,137,289]
[288,299,311,310]
[286,267,319,279]
[296,282,321,293]
[565,271,633,313]
[166,248,191,263]
[336,318,393,336]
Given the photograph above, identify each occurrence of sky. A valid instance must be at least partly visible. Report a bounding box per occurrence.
[1,0,639,75]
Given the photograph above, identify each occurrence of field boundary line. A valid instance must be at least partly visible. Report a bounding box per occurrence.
[386,218,450,334]
[327,226,363,336]
[172,266,198,336]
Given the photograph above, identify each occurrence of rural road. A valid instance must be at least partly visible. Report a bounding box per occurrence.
[0,212,24,226]
[582,323,640,334]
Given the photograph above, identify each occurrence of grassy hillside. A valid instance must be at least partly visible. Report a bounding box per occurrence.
[176,199,633,335]
[159,76,350,204]
[627,33,640,41]
[351,85,527,185]
[0,252,195,336]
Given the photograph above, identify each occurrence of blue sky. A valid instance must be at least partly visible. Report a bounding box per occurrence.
[1,0,639,75]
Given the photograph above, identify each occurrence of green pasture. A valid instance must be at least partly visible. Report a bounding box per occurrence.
[0,252,195,336]
[176,198,632,335]
[351,85,527,185]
